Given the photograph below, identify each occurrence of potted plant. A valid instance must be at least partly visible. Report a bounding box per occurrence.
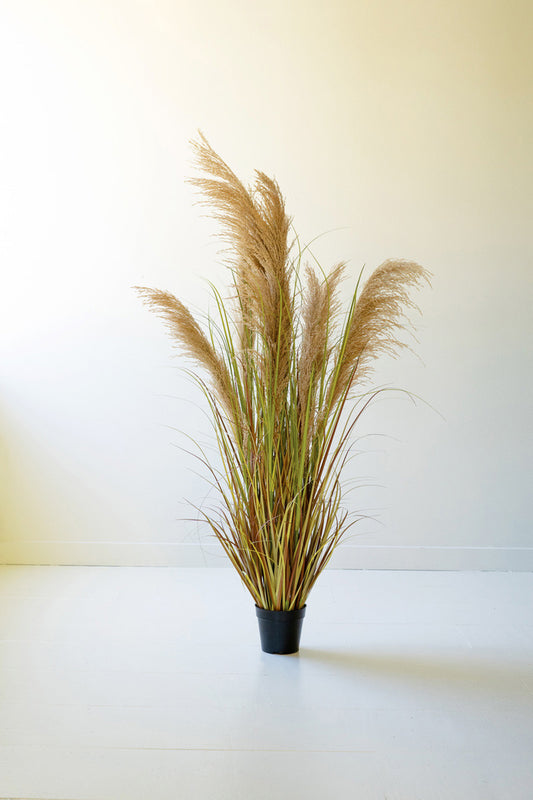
[137,134,430,654]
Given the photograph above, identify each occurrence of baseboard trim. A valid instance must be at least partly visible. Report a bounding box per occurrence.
[1,541,532,570]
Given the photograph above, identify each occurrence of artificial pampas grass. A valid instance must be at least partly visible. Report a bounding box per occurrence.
[137,135,430,610]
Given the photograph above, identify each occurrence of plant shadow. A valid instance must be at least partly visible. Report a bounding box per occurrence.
[301,646,533,701]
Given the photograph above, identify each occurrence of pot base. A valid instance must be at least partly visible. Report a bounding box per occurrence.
[255,605,306,654]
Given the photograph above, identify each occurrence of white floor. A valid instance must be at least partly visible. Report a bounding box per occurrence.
[0,567,532,800]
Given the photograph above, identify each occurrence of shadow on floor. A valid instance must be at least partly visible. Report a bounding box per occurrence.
[301,647,533,700]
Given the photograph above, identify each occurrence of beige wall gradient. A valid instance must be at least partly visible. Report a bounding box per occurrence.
[1,0,531,567]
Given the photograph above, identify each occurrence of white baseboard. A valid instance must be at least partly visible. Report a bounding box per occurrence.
[1,541,532,570]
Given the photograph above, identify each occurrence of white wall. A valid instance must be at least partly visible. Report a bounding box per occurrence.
[1,0,531,568]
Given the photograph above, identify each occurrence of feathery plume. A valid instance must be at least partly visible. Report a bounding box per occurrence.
[189,134,293,406]
[135,286,236,422]
[328,259,431,407]
[298,261,345,432]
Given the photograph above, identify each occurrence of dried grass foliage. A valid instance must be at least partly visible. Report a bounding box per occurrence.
[137,135,431,610]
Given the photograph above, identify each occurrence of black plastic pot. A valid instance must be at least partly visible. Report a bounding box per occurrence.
[255,605,306,654]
